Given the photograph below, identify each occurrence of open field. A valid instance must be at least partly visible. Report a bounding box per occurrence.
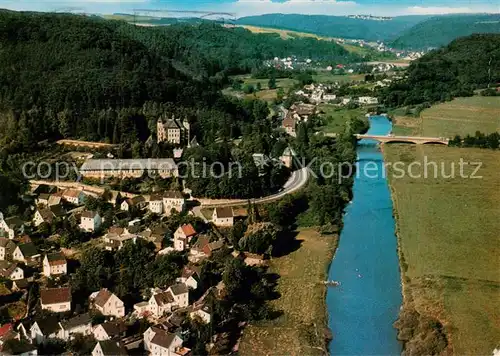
[313,72,365,83]
[385,144,500,354]
[318,105,365,134]
[392,96,500,137]
[225,75,298,102]
[239,228,337,356]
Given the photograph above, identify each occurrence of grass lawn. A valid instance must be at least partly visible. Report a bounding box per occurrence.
[318,105,365,134]
[239,228,337,356]
[384,145,500,354]
[313,73,365,83]
[226,75,298,102]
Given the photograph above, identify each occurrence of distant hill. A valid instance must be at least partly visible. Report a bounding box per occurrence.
[235,14,433,41]
[382,34,500,107]
[391,14,500,49]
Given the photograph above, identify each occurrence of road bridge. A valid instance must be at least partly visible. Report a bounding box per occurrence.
[355,134,449,145]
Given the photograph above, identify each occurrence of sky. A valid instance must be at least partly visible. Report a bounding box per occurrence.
[1,0,499,17]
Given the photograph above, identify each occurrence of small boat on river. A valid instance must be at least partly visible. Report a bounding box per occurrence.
[324,280,341,287]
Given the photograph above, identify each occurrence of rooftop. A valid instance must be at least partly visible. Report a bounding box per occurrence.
[40,287,71,305]
[80,159,177,172]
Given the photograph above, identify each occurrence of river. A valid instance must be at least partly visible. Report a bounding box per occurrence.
[327,115,402,355]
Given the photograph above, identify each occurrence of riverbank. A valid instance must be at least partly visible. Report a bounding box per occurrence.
[385,144,500,354]
[239,228,338,355]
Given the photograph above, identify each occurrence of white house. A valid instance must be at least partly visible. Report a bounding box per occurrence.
[89,288,125,318]
[92,340,127,356]
[0,213,25,239]
[0,263,24,280]
[176,265,200,290]
[143,326,183,355]
[40,287,71,313]
[148,291,175,317]
[57,313,92,341]
[30,316,60,344]
[120,196,146,212]
[358,96,379,105]
[42,252,67,277]
[167,283,189,309]
[189,304,211,324]
[173,224,197,252]
[80,211,102,232]
[92,321,126,341]
[148,195,164,215]
[13,243,40,264]
[148,192,185,216]
[33,205,66,227]
[62,189,86,205]
[212,207,234,227]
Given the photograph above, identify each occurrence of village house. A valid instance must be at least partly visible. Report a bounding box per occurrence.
[279,146,297,169]
[290,103,316,121]
[189,303,211,324]
[212,207,234,227]
[138,228,164,251]
[33,205,66,227]
[167,283,189,309]
[42,252,67,277]
[148,192,185,216]
[80,211,102,232]
[120,196,146,212]
[93,321,127,341]
[0,262,24,280]
[173,224,197,252]
[176,265,201,290]
[103,227,137,251]
[30,316,60,344]
[35,193,51,207]
[282,116,297,137]
[0,323,20,350]
[0,237,16,260]
[12,243,40,264]
[61,189,86,205]
[79,159,179,179]
[57,313,92,341]
[12,278,29,291]
[40,287,71,313]
[189,236,225,261]
[89,288,126,318]
[0,212,25,239]
[358,96,379,105]
[143,326,184,355]
[233,251,268,266]
[148,290,176,317]
[92,340,128,356]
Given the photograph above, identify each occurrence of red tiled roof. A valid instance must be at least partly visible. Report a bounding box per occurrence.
[40,287,71,305]
[180,224,196,238]
[0,323,13,337]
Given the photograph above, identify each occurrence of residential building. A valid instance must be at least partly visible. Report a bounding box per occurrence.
[30,316,60,344]
[12,279,29,291]
[148,192,185,216]
[61,189,86,205]
[40,287,71,313]
[0,213,25,239]
[92,340,128,356]
[120,196,146,212]
[89,288,125,318]
[80,211,102,232]
[148,291,175,317]
[173,224,197,252]
[12,243,40,264]
[33,205,66,227]
[176,265,201,290]
[79,159,178,179]
[358,96,379,105]
[143,326,183,355]
[0,263,24,280]
[35,193,51,207]
[93,321,127,341]
[42,252,67,277]
[0,237,15,260]
[148,195,164,215]
[189,236,225,261]
[57,313,92,341]
[189,304,211,324]
[167,284,189,309]
[212,207,234,227]
[0,323,20,349]
[279,146,297,169]
[282,116,296,137]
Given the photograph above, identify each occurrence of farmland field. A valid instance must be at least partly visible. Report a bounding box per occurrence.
[318,105,365,134]
[385,145,500,354]
[391,96,500,137]
[239,228,337,356]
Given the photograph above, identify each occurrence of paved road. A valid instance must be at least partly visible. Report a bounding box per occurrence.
[200,168,310,208]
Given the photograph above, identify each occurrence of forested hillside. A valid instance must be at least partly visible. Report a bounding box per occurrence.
[0,10,359,151]
[381,34,500,107]
[236,14,431,41]
[391,14,500,49]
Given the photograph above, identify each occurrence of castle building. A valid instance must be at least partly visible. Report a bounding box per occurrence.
[157,115,190,145]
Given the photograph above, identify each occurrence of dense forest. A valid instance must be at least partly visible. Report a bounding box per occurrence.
[235,14,431,41]
[390,14,500,50]
[381,34,500,107]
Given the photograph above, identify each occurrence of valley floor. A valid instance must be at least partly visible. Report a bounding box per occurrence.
[239,228,337,356]
[385,97,500,354]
